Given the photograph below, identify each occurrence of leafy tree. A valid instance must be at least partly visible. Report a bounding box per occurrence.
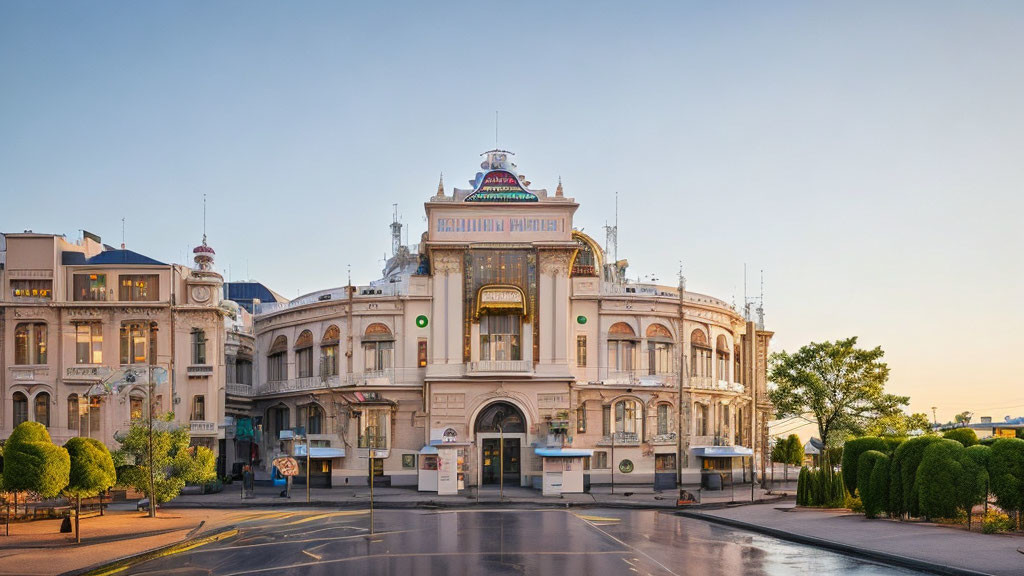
[785,435,804,467]
[3,422,70,499]
[962,444,991,528]
[114,415,216,506]
[943,428,978,447]
[889,435,942,518]
[917,439,967,520]
[64,437,116,543]
[769,337,907,447]
[987,438,1024,528]
[796,467,809,506]
[842,437,888,496]
[954,411,973,425]
[857,450,889,518]
[862,412,931,438]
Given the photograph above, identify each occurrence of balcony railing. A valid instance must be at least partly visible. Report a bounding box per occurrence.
[190,420,217,435]
[690,434,733,447]
[226,383,254,397]
[467,360,533,374]
[598,368,678,387]
[598,432,641,446]
[187,365,214,377]
[687,376,745,393]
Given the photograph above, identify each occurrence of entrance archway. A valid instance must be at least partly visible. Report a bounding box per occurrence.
[474,402,526,486]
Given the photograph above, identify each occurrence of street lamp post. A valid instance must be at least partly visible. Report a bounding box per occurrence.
[498,423,504,501]
[147,365,156,518]
[305,405,311,504]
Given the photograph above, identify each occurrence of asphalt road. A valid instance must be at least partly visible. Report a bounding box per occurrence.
[122,508,927,575]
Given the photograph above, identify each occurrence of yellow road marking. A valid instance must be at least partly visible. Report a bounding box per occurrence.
[576,514,621,522]
[301,549,322,561]
[83,529,239,576]
[285,511,368,525]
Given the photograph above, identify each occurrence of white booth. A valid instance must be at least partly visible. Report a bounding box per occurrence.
[436,442,469,496]
[418,445,439,492]
[536,448,593,496]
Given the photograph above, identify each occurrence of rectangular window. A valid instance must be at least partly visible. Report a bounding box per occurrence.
[479,314,521,361]
[320,346,339,376]
[130,395,145,420]
[358,409,388,449]
[268,352,287,381]
[648,342,672,375]
[120,322,149,364]
[363,341,394,371]
[296,347,313,378]
[602,405,611,436]
[75,323,103,364]
[68,396,80,432]
[118,274,159,301]
[576,405,587,433]
[10,279,52,299]
[576,335,587,367]
[14,323,47,365]
[592,451,609,469]
[417,339,428,368]
[657,404,669,435]
[191,329,207,365]
[237,359,253,385]
[191,395,206,421]
[73,274,107,301]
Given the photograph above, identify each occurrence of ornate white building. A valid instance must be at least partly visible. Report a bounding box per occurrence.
[231,150,774,490]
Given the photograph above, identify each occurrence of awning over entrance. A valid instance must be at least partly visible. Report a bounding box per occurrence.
[690,446,753,458]
[419,445,439,455]
[293,446,346,458]
[534,448,594,458]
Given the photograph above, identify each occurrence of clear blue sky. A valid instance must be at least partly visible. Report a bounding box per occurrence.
[2,1,1022,424]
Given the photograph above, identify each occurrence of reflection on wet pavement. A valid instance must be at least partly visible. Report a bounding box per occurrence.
[125,508,927,575]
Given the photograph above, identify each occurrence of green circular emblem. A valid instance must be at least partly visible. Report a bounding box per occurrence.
[576,315,587,325]
[618,459,634,474]
[415,315,429,328]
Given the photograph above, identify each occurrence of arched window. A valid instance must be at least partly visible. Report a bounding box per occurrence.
[269,403,290,440]
[613,398,643,439]
[13,392,28,426]
[364,324,395,371]
[14,323,47,365]
[570,231,602,277]
[295,330,314,378]
[690,329,711,378]
[34,392,50,427]
[301,403,325,435]
[320,325,340,377]
[607,322,637,373]
[716,335,730,382]
[129,392,145,420]
[68,394,80,432]
[646,323,673,375]
[267,336,288,381]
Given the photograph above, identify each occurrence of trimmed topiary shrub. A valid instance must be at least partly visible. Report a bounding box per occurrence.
[917,439,965,520]
[882,437,906,455]
[796,467,809,506]
[943,428,979,447]
[890,435,942,518]
[842,437,889,496]
[3,421,70,499]
[857,450,888,518]
[988,438,1024,527]
[868,453,891,517]
[979,436,998,447]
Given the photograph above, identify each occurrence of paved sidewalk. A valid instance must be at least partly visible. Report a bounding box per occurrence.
[0,506,237,576]
[684,502,1024,576]
[166,482,782,510]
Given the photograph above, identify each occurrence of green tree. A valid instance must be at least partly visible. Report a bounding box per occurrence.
[954,411,973,425]
[64,437,116,543]
[114,415,216,506]
[943,428,978,447]
[917,439,967,520]
[962,444,991,529]
[769,337,907,447]
[857,450,889,518]
[889,435,943,518]
[862,412,931,438]
[987,438,1024,529]
[842,437,888,496]
[786,435,804,467]
[796,467,809,506]
[3,422,70,502]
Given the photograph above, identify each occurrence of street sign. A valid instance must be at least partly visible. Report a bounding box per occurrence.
[369,449,390,459]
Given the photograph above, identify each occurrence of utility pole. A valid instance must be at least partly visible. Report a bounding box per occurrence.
[932,406,938,427]
[148,365,156,518]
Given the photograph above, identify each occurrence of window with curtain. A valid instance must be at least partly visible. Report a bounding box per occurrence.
[358,408,388,448]
[695,403,708,436]
[191,395,206,421]
[296,347,313,378]
[236,359,253,385]
[34,393,50,427]
[13,392,28,426]
[613,398,643,438]
[120,322,151,365]
[118,274,159,301]
[657,404,670,436]
[602,405,611,436]
[73,273,106,301]
[302,404,324,435]
[14,323,47,365]
[268,352,287,381]
[364,341,394,371]
[479,314,521,361]
[87,397,101,433]
[576,335,587,367]
[191,329,207,365]
[648,341,672,375]
[11,279,52,299]
[321,326,340,376]
[75,323,103,364]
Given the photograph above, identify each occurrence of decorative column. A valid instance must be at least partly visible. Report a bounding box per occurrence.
[538,250,572,366]
[429,250,463,365]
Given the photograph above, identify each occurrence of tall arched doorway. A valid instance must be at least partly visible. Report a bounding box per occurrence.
[475,401,526,486]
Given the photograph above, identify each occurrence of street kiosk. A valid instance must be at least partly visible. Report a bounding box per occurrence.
[535,448,593,496]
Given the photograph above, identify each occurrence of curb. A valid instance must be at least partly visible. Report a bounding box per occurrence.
[63,527,239,576]
[676,510,994,576]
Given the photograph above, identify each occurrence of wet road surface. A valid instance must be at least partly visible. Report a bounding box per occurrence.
[123,508,929,575]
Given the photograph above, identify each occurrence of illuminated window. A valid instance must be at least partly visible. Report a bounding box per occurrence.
[417,339,428,368]
[321,326,340,376]
[576,405,587,433]
[34,392,50,427]
[480,314,521,361]
[358,409,388,449]
[14,323,47,365]
[130,394,145,420]
[10,279,52,299]
[118,274,159,301]
[73,274,106,301]
[120,322,154,365]
[576,335,587,367]
[75,323,103,364]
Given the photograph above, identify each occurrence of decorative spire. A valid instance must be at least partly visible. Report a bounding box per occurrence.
[436,173,445,197]
[555,176,564,197]
[193,193,215,272]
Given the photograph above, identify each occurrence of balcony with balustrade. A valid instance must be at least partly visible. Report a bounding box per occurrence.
[466,360,533,376]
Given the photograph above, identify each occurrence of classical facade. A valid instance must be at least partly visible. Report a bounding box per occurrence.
[234,150,774,489]
[0,231,229,468]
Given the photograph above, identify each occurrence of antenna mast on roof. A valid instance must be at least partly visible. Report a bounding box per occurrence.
[391,204,403,257]
[495,111,499,149]
[202,193,207,244]
[603,192,619,263]
[121,217,126,249]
